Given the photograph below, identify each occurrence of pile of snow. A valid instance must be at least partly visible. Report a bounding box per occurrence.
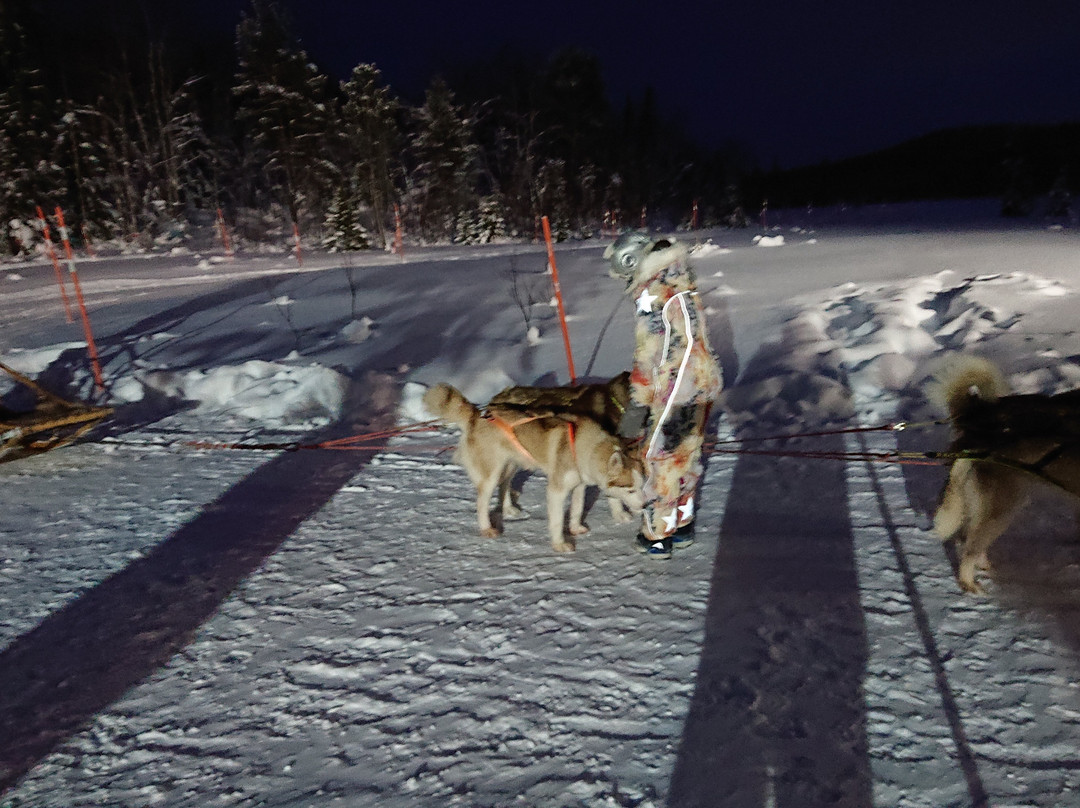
[720,269,1078,433]
[688,239,732,258]
[753,234,786,247]
[720,310,854,435]
[820,270,1079,422]
[128,358,349,424]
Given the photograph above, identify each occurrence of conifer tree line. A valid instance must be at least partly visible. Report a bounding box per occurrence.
[0,1,750,257]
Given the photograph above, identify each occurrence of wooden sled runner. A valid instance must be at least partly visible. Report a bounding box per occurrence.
[0,361,112,462]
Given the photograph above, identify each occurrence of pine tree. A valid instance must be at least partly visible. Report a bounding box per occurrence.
[61,48,219,245]
[0,7,64,255]
[233,0,337,230]
[534,49,614,229]
[1046,170,1072,220]
[323,183,370,251]
[534,159,571,241]
[340,63,400,248]
[409,78,478,242]
[455,195,508,245]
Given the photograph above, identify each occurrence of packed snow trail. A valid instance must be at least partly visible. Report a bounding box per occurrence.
[3,220,1080,806]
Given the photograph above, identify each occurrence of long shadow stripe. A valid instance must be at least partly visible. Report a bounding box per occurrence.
[856,431,989,808]
[0,374,399,793]
[668,434,871,807]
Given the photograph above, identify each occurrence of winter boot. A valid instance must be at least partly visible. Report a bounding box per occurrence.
[671,522,695,549]
[635,532,673,559]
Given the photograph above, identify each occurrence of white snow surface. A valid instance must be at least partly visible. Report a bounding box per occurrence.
[3,207,1080,806]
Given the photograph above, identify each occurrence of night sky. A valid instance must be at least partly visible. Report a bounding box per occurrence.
[47,0,1080,169]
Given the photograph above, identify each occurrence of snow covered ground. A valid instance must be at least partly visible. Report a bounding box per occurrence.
[2,205,1080,807]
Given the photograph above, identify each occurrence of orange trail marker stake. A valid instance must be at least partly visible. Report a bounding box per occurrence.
[393,203,404,260]
[541,215,576,384]
[217,208,233,258]
[37,205,74,322]
[55,207,105,392]
[55,206,75,261]
[80,222,97,257]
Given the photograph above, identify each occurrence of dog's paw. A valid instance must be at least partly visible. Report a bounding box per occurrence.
[503,506,529,521]
[957,569,987,595]
[959,578,987,595]
[551,540,576,553]
[610,510,633,524]
[569,523,589,536]
[481,527,500,539]
[958,555,990,594]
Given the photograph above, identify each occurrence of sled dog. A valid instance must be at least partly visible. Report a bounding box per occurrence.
[487,371,632,437]
[930,355,1080,594]
[424,382,645,551]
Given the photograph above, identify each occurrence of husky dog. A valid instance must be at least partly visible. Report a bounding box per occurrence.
[487,372,637,523]
[424,383,645,552]
[930,355,1080,594]
[488,371,632,437]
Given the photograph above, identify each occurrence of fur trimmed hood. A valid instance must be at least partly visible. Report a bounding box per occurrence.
[603,234,694,295]
[624,239,694,297]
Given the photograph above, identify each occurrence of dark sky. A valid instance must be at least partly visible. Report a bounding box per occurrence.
[48,0,1080,169]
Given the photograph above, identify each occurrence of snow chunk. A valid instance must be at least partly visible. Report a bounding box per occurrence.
[753,234,786,247]
[341,316,377,343]
[689,240,731,258]
[1,343,86,374]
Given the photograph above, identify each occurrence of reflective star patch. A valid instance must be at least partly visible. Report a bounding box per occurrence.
[679,498,695,522]
[636,289,658,313]
[662,509,679,534]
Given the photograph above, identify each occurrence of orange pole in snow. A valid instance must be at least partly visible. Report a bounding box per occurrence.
[541,215,576,384]
[55,207,105,392]
[393,203,404,260]
[217,208,233,258]
[37,205,74,322]
[55,205,75,261]
[80,222,97,257]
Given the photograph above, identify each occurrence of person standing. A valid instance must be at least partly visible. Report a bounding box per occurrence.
[604,231,723,558]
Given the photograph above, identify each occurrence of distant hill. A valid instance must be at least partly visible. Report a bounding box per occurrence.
[747,123,1080,213]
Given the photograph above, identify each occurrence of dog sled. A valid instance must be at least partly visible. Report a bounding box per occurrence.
[0,361,112,463]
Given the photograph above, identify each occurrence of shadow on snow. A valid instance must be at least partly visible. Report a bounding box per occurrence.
[669,318,871,807]
[0,371,401,792]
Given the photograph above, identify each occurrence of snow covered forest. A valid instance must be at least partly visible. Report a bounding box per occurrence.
[0,0,754,260]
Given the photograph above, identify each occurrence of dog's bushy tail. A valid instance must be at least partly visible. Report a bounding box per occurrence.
[926,355,1010,419]
[422,382,477,428]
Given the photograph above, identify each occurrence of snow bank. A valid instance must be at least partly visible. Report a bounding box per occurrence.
[132,359,349,424]
[721,269,1078,432]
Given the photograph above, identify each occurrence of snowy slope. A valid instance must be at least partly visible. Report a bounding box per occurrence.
[3,214,1080,806]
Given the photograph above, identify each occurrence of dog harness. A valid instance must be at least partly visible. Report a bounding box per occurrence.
[960,439,1080,500]
[482,410,578,467]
